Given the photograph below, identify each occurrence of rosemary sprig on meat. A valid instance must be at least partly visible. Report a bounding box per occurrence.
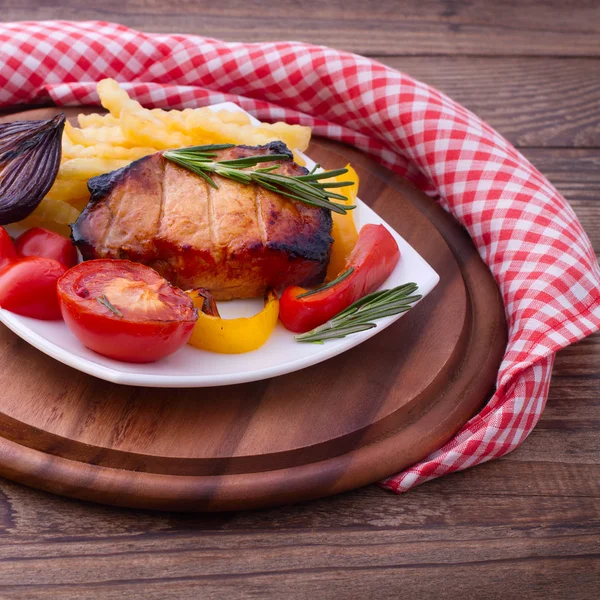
[295,283,421,343]
[163,144,356,215]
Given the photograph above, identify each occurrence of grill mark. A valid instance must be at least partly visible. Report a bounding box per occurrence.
[207,176,219,263]
[254,184,267,248]
[154,160,166,247]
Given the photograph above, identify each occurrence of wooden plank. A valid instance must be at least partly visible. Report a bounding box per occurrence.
[1,557,599,600]
[379,57,600,147]
[2,524,599,561]
[546,377,600,420]
[1,0,599,56]
[552,335,600,378]
[0,530,598,580]
[0,529,598,599]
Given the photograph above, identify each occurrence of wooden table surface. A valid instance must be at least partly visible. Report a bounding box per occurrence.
[1,2,599,598]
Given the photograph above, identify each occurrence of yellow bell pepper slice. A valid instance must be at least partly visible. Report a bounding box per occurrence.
[186,289,279,354]
[326,164,359,281]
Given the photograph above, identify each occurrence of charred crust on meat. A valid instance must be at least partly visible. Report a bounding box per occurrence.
[266,209,333,263]
[87,166,128,204]
[237,140,296,161]
[234,141,309,175]
[70,209,95,258]
[262,140,294,158]
[87,155,153,204]
[70,201,99,258]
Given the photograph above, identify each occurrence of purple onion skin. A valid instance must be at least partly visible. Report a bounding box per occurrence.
[0,113,66,224]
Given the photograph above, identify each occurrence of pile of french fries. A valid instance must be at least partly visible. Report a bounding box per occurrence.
[18,79,311,236]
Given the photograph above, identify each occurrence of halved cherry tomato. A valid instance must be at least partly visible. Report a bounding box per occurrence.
[15,227,78,268]
[279,224,400,333]
[57,259,197,363]
[0,227,17,269]
[0,257,67,320]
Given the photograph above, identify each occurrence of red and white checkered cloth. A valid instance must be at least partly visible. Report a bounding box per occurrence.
[1,21,599,493]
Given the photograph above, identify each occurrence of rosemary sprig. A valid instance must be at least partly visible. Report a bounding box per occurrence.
[295,283,421,344]
[96,295,123,318]
[163,144,356,215]
[296,267,355,299]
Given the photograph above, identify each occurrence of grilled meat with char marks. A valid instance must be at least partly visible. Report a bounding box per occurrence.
[71,142,333,300]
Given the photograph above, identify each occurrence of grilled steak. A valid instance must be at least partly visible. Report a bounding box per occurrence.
[71,142,333,300]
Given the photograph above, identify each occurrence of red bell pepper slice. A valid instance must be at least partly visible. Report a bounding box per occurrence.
[279,224,400,333]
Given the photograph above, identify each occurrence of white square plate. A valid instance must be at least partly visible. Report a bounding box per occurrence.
[0,103,439,387]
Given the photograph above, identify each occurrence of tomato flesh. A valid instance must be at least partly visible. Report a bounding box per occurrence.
[15,227,78,268]
[58,259,197,363]
[0,257,67,320]
[0,227,17,269]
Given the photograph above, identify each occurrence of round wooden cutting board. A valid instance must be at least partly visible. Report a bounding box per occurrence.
[0,108,507,511]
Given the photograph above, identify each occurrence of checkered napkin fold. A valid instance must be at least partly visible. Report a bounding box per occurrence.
[1,21,599,492]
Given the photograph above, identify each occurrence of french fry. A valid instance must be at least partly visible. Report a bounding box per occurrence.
[267,122,311,152]
[60,132,81,160]
[214,109,252,126]
[47,179,89,203]
[62,142,157,161]
[119,109,194,150]
[17,197,81,238]
[65,121,130,148]
[58,158,132,180]
[77,112,120,129]
[180,114,247,145]
[97,78,153,120]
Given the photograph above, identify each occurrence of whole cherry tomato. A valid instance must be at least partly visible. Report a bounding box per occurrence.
[279,224,400,333]
[0,227,17,269]
[57,259,197,363]
[0,257,67,320]
[14,227,78,268]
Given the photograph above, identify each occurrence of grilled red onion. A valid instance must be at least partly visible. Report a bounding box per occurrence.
[0,114,65,224]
